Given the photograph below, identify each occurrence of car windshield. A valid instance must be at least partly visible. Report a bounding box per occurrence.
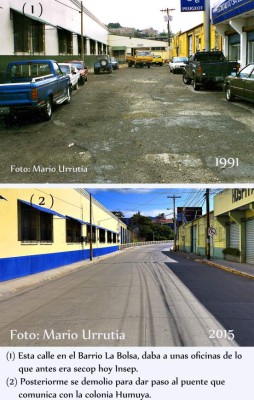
[71,62,83,69]
[7,62,51,82]
[173,57,188,63]
[59,65,70,74]
[96,56,109,61]
[194,53,225,62]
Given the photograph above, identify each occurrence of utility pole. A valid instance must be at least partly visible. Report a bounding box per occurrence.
[80,1,84,61]
[206,189,210,260]
[160,8,175,51]
[89,193,93,261]
[204,0,211,51]
[167,195,181,251]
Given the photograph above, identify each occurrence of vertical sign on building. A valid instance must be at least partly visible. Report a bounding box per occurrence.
[181,0,205,12]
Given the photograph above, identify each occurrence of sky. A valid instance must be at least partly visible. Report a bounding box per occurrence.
[87,188,219,218]
[83,0,207,34]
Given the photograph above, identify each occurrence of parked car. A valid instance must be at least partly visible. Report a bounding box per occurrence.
[94,55,112,74]
[182,51,239,90]
[224,63,254,103]
[0,60,71,121]
[58,63,80,90]
[66,60,88,85]
[110,57,119,70]
[152,55,163,66]
[169,57,188,73]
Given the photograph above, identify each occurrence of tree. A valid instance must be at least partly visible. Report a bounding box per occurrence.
[128,212,173,241]
[107,23,122,29]
[111,211,125,219]
[155,213,166,220]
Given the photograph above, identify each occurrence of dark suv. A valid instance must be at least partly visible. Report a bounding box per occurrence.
[94,55,112,74]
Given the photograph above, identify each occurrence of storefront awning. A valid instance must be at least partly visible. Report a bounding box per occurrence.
[11,8,56,27]
[111,46,127,50]
[66,215,87,225]
[212,0,254,25]
[19,199,66,218]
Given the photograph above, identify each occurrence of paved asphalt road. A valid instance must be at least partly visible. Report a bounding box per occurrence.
[0,244,253,346]
[1,66,254,183]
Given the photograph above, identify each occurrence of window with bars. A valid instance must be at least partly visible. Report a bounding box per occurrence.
[87,225,96,243]
[18,201,53,242]
[13,11,44,53]
[99,229,106,243]
[66,219,82,243]
[58,28,73,54]
[107,231,112,243]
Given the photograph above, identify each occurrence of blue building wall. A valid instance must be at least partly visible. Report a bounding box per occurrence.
[0,246,119,282]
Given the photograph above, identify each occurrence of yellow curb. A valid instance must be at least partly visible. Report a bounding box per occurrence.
[173,252,254,280]
[202,260,254,280]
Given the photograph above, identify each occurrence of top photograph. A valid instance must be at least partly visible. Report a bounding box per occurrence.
[0,0,253,184]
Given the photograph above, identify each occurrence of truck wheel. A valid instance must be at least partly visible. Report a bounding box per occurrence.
[225,84,235,102]
[42,98,53,121]
[193,78,200,91]
[182,74,191,85]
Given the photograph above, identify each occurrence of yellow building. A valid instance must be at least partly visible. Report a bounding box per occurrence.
[0,188,129,282]
[178,189,254,265]
[172,23,223,58]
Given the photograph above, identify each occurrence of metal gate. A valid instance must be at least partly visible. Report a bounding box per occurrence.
[246,219,254,264]
[229,223,239,248]
[192,225,197,253]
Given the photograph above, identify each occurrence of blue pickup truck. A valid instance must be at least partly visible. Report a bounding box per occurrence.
[0,60,71,121]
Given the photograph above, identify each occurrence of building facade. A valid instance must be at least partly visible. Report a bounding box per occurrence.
[171,24,223,58]
[0,0,109,70]
[0,188,129,282]
[212,0,254,67]
[178,189,254,265]
[0,0,170,70]
[109,35,168,63]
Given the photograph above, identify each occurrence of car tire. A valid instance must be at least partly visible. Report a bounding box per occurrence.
[79,77,85,85]
[74,80,79,90]
[100,59,108,67]
[225,84,235,102]
[182,73,191,85]
[42,97,53,121]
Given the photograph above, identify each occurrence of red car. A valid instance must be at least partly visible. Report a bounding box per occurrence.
[66,60,88,85]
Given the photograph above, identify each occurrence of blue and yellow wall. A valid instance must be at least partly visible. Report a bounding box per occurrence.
[0,188,128,282]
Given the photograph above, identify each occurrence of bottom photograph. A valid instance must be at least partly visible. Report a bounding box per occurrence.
[0,187,253,347]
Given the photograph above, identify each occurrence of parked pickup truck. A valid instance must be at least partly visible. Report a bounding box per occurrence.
[126,51,153,68]
[182,51,239,90]
[0,60,71,121]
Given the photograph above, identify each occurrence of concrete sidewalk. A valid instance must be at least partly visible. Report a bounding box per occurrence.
[0,251,121,301]
[1,247,253,302]
[173,251,254,280]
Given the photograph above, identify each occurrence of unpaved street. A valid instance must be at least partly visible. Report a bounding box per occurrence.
[1,65,254,183]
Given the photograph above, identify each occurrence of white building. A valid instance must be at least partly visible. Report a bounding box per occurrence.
[212,0,254,67]
[0,0,168,64]
[1,0,109,57]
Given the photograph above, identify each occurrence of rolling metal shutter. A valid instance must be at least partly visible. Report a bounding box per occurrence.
[229,223,239,248]
[246,219,254,265]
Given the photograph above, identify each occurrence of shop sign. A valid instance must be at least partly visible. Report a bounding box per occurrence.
[181,0,205,12]
[232,189,254,204]
[212,0,254,24]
